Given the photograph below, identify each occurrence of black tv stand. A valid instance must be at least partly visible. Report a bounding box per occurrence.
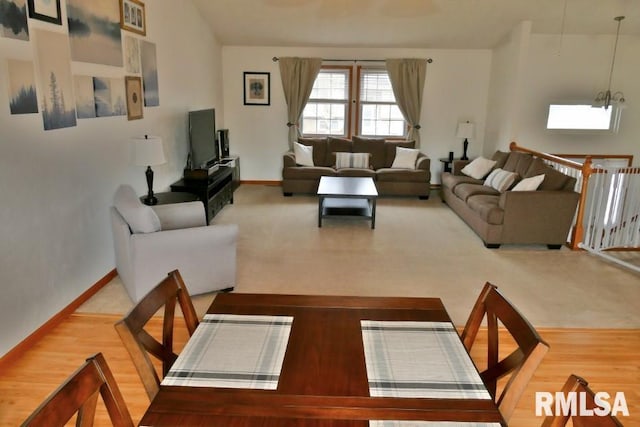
[171,157,239,222]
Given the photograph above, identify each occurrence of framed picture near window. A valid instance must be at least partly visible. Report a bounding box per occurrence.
[125,76,143,120]
[243,72,270,106]
[27,0,62,25]
[119,0,146,36]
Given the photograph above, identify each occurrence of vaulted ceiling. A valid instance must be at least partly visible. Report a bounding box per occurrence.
[191,0,639,49]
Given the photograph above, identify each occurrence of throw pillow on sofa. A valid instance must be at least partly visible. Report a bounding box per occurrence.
[294,142,314,166]
[391,147,419,169]
[483,168,518,192]
[512,174,545,191]
[335,152,370,169]
[461,157,497,179]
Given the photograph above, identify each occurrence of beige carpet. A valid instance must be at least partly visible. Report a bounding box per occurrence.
[78,185,640,328]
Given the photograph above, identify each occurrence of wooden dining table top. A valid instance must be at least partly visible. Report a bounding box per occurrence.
[139,293,506,427]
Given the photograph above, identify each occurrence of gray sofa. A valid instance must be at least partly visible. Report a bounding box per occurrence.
[440,150,580,248]
[282,136,431,198]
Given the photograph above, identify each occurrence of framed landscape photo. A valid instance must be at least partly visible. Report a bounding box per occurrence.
[243,72,270,106]
[27,0,62,25]
[119,0,146,36]
[125,76,143,120]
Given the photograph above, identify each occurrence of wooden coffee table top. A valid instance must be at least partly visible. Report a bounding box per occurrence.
[317,176,378,197]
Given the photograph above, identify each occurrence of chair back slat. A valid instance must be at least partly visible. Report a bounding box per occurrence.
[115,269,199,400]
[461,282,550,422]
[21,353,133,427]
[542,374,624,427]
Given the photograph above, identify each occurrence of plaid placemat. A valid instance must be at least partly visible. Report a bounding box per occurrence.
[162,314,293,389]
[370,422,502,427]
[361,321,491,399]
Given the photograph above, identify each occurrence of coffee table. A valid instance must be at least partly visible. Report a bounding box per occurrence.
[317,176,378,229]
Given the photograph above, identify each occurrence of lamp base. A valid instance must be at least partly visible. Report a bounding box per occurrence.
[461,139,469,160]
[142,196,158,206]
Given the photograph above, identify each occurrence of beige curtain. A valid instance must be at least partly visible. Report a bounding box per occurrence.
[385,58,427,148]
[278,57,322,149]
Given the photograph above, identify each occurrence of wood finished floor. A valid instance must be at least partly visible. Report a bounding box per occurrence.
[0,313,638,426]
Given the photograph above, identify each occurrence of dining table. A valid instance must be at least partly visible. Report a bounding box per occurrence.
[139,293,506,426]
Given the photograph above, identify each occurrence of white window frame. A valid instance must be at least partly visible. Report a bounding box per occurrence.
[357,67,407,139]
[302,67,351,138]
[546,102,622,133]
[301,65,407,139]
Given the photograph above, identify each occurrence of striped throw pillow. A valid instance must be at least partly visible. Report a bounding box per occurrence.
[335,152,370,169]
[484,168,518,192]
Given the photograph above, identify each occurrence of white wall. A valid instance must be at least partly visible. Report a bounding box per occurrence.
[222,47,492,184]
[518,33,639,158]
[0,0,223,357]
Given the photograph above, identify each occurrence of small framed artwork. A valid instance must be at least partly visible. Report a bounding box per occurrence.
[119,0,146,36]
[125,76,143,120]
[27,0,62,25]
[243,72,270,106]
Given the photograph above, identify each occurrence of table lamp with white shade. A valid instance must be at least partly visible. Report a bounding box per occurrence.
[456,121,475,161]
[132,135,166,205]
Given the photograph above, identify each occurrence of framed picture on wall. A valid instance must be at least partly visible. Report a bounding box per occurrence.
[125,76,143,120]
[27,0,62,25]
[243,72,270,106]
[119,0,146,36]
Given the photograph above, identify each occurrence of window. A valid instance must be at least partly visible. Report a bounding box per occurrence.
[546,104,616,131]
[301,66,406,138]
[302,68,350,137]
[358,69,405,137]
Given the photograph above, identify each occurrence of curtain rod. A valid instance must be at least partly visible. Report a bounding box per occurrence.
[272,56,433,63]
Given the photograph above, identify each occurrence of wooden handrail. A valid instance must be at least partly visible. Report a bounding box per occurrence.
[553,153,633,167]
[509,142,584,170]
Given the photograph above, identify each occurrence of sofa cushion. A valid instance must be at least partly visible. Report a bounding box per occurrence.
[461,157,496,179]
[467,195,504,225]
[483,168,518,192]
[113,185,161,233]
[377,168,429,183]
[512,174,545,191]
[441,172,482,191]
[326,136,352,165]
[384,141,415,167]
[293,141,314,166]
[335,152,371,169]
[283,166,336,180]
[492,150,510,170]
[454,183,500,202]
[353,136,386,170]
[503,152,533,176]
[298,137,329,167]
[336,168,377,178]
[524,158,573,191]
[391,147,420,169]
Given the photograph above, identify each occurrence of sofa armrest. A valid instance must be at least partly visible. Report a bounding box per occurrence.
[283,151,296,168]
[499,191,580,243]
[416,154,430,171]
[130,224,239,298]
[151,201,206,230]
[452,160,471,175]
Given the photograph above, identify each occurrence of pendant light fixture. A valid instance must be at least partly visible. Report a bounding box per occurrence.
[593,16,626,110]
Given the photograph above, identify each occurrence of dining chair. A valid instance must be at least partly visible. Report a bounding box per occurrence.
[541,374,624,427]
[115,269,199,400]
[21,352,133,427]
[460,282,550,422]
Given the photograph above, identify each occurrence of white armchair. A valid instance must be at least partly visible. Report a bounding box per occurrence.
[110,185,238,302]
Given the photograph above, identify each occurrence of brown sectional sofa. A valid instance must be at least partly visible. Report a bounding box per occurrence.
[441,150,580,248]
[282,136,431,198]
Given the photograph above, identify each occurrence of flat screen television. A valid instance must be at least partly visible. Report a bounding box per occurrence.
[188,108,219,169]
